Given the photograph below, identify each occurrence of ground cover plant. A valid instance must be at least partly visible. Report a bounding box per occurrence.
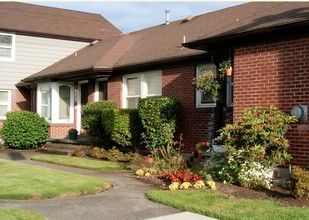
[0,208,47,220]
[31,154,129,171]
[146,190,309,220]
[0,159,111,199]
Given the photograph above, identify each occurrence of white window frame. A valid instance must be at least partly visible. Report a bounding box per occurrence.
[123,70,162,108]
[0,32,15,62]
[0,90,11,120]
[196,64,217,108]
[94,77,108,101]
[226,76,234,107]
[37,82,74,123]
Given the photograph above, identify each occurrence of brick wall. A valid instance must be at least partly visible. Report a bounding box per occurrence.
[48,123,73,138]
[108,75,123,107]
[234,36,309,168]
[162,64,218,150]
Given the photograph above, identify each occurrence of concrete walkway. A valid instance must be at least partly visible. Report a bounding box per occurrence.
[0,151,217,220]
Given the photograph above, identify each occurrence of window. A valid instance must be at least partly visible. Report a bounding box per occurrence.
[227,76,234,106]
[0,90,11,119]
[39,85,51,120]
[123,70,162,108]
[59,85,71,120]
[37,83,73,123]
[196,64,217,108]
[0,33,15,61]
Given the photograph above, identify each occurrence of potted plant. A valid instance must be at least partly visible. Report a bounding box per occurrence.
[195,141,210,158]
[219,59,232,76]
[192,70,224,102]
[68,128,78,140]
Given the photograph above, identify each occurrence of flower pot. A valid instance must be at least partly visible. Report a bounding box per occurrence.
[225,68,232,76]
[68,130,78,140]
[197,150,203,158]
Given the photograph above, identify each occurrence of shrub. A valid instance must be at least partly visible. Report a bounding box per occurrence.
[207,106,297,189]
[2,111,48,149]
[288,166,309,199]
[82,101,116,138]
[138,97,180,151]
[102,108,143,148]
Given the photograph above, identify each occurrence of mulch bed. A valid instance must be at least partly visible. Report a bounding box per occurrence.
[135,175,309,208]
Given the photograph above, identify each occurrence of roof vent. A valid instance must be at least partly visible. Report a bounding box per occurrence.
[165,10,170,25]
[182,15,195,23]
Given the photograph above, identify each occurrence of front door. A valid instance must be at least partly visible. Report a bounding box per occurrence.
[76,81,88,133]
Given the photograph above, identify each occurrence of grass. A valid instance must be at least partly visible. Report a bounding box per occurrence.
[0,159,111,200]
[0,208,47,220]
[31,154,128,171]
[146,190,309,220]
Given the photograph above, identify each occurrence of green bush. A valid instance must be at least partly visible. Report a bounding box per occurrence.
[138,97,180,151]
[207,106,297,189]
[82,101,116,138]
[102,108,143,148]
[2,111,48,149]
[288,166,309,199]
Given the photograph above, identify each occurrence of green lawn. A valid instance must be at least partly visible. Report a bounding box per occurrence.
[31,154,128,171]
[146,190,309,220]
[0,209,47,220]
[0,159,111,200]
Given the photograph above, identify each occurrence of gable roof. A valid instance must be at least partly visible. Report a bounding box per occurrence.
[22,2,309,83]
[0,2,121,41]
[184,2,309,49]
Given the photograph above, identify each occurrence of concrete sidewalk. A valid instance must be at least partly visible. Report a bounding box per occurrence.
[0,151,217,220]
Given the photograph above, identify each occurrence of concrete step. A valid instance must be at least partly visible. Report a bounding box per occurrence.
[36,147,71,155]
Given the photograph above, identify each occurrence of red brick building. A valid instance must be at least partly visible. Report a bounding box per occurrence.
[3,2,309,169]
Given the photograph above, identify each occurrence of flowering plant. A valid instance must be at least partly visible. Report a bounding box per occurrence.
[68,128,77,132]
[211,134,224,145]
[192,70,224,102]
[195,141,210,151]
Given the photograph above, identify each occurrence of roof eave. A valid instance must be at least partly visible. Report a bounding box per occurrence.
[22,67,113,84]
[184,20,309,50]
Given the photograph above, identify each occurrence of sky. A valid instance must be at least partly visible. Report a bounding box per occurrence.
[28,1,246,33]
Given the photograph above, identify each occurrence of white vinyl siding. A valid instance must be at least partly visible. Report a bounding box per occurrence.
[0,33,15,61]
[0,90,11,119]
[196,64,217,108]
[0,34,88,90]
[123,70,162,108]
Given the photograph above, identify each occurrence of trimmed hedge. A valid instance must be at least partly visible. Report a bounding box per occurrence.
[138,97,180,150]
[102,108,143,148]
[82,101,116,138]
[2,111,48,149]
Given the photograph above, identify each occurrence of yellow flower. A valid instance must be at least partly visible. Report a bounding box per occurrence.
[145,172,151,177]
[180,182,192,190]
[136,169,144,176]
[193,180,205,189]
[168,182,180,190]
[206,180,217,190]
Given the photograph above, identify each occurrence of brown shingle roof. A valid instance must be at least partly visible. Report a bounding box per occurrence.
[23,2,309,82]
[185,2,309,47]
[0,2,121,41]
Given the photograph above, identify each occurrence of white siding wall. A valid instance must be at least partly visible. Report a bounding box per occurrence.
[0,34,89,89]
